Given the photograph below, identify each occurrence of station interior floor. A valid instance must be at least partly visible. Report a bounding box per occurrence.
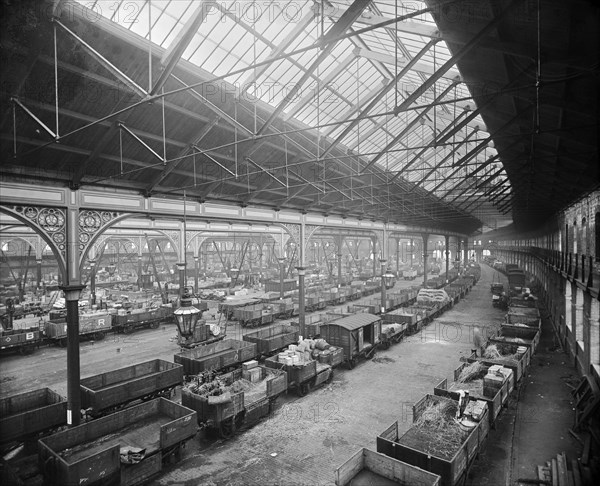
[147,265,593,486]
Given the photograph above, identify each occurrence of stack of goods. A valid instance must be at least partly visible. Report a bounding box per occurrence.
[242,360,261,383]
[276,342,311,366]
[309,338,342,365]
[483,364,509,398]
[416,288,450,303]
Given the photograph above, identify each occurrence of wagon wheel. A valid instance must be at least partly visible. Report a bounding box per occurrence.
[58,338,67,348]
[218,417,235,439]
[150,321,160,329]
[18,345,33,355]
[382,340,390,350]
[365,350,375,360]
[94,332,105,341]
[297,383,309,397]
[234,412,245,430]
[268,397,278,413]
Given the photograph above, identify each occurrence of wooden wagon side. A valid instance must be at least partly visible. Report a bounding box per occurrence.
[242,324,300,355]
[38,398,196,486]
[335,448,441,486]
[0,388,66,445]
[376,394,489,486]
[80,359,183,417]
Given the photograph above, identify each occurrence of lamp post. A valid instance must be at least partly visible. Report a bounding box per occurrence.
[193,256,199,294]
[174,287,202,347]
[380,259,387,314]
[175,262,186,297]
[278,257,286,300]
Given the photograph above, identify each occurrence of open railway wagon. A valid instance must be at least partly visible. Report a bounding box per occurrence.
[334,448,441,486]
[38,398,196,486]
[304,292,327,312]
[233,302,273,328]
[80,359,183,419]
[319,313,381,369]
[181,363,287,438]
[461,340,531,389]
[464,264,481,282]
[434,361,513,428]
[445,278,472,303]
[348,299,379,315]
[376,394,489,486]
[506,306,541,328]
[508,293,537,308]
[218,297,263,320]
[345,283,363,301]
[488,330,540,356]
[264,343,334,396]
[174,339,257,376]
[111,306,175,333]
[269,298,295,319]
[298,313,323,339]
[45,312,112,346]
[0,388,67,449]
[242,323,300,357]
[416,289,452,314]
[0,326,42,355]
[379,321,407,349]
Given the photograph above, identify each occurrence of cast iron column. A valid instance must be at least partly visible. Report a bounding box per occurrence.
[380,259,387,314]
[36,259,42,289]
[297,266,306,337]
[464,238,469,267]
[90,261,96,306]
[445,235,450,283]
[60,284,85,427]
[278,257,286,300]
[422,234,429,287]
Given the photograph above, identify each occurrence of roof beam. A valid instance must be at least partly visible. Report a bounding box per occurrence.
[443,152,503,201]
[364,81,458,174]
[322,39,438,157]
[171,74,252,136]
[283,53,356,121]
[404,127,479,188]
[458,168,505,211]
[145,116,221,193]
[240,8,317,89]
[151,0,217,96]
[257,0,372,136]
[321,3,440,39]
[322,79,389,138]
[353,47,461,81]
[391,0,520,119]
[51,18,147,98]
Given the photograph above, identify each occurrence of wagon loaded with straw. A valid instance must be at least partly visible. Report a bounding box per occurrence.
[434,361,512,427]
[460,341,530,389]
[376,394,489,486]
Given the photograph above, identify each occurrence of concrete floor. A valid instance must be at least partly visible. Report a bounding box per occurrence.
[0,265,583,485]
[150,265,513,486]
